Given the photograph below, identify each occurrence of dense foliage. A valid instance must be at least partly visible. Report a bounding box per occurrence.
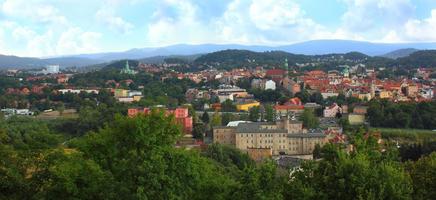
[1,109,435,199]
[367,99,436,129]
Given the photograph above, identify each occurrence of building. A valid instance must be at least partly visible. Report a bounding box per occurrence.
[128,107,193,134]
[236,101,260,112]
[213,117,326,156]
[46,65,60,74]
[121,61,136,75]
[323,103,341,118]
[265,80,276,90]
[347,113,365,125]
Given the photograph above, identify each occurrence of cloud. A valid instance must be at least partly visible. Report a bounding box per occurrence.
[96,8,134,34]
[0,0,103,57]
[1,0,68,25]
[341,0,415,32]
[403,9,436,41]
[146,0,332,45]
[55,28,102,55]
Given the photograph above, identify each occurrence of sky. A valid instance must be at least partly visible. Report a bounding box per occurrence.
[0,0,435,57]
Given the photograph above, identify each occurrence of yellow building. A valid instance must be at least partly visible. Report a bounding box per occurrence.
[347,114,365,125]
[236,101,260,112]
[114,89,129,98]
[133,95,142,102]
[379,90,392,99]
[213,117,326,156]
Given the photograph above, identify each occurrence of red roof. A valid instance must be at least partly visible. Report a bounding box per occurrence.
[266,69,285,76]
[274,105,304,110]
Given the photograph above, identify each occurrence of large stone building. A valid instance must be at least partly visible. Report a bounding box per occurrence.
[213,117,326,155]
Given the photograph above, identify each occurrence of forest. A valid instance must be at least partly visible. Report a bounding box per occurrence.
[1,110,435,200]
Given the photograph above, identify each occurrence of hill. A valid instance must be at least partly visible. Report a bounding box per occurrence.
[381,48,419,59]
[397,50,436,68]
[59,40,436,61]
[194,50,310,69]
[0,54,103,69]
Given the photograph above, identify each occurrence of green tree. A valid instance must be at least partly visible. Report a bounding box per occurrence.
[249,106,260,122]
[406,152,436,200]
[299,108,319,129]
[192,123,205,140]
[264,104,275,122]
[201,111,210,124]
[211,111,222,127]
[221,99,236,112]
[222,112,236,126]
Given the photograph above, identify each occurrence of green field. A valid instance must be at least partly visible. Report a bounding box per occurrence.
[370,127,436,142]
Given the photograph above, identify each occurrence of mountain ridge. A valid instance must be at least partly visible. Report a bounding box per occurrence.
[2,40,436,69]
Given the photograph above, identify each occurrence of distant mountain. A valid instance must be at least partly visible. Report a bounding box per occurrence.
[397,50,436,68]
[72,40,436,61]
[0,54,103,69]
[0,54,47,68]
[380,48,419,59]
[2,40,436,69]
[276,40,436,56]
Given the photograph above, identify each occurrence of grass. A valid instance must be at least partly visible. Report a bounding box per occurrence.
[370,127,436,142]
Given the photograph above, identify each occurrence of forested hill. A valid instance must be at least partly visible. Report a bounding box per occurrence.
[194,49,436,69]
[194,50,311,68]
[397,50,436,68]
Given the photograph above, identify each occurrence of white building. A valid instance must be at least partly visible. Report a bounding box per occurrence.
[46,65,60,74]
[265,80,276,90]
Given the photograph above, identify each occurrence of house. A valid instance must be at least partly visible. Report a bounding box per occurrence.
[213,116,326,156]
[266,69,285,83]
[347,113,365,125]
[265,80,276,90]
[353,106,368,115]
[323,103,341,118]
[128,107,193,134]
[114,89,129,98]
[236,101,260,112]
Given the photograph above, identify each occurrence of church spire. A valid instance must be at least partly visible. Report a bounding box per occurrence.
[284,58,289,77]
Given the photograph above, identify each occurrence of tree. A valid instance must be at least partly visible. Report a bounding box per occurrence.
[249,106,260,122]
[406,152,436,200]
[264,104,275,122]
[211,111,222,127]
[57,102,65,116]
[222,113,236,126]
[221,99,236,112]
[201,111,210,124]
[72,112,234,199]
[299,108,319,129]
[286,136,413,200]
[192,123,205,140]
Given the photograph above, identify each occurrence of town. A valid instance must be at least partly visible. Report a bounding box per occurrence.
[1,0,436,198]
[1,50,435,163]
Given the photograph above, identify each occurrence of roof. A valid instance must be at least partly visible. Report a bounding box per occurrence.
[236,122,288,133]
[266,69,285,76]
[227,121,251,127]
[274,105,304,110]
[287,133,325,138]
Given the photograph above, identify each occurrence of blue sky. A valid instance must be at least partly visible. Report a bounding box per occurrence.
[0,0,435,57]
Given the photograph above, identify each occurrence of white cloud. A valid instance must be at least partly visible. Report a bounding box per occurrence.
[146,0,333,46]
[96,9,134,34]
[403,9,436,41]
[0,0,103,57]
[2,0,68,25]
[55,28,102,56]
[341,0,414,32]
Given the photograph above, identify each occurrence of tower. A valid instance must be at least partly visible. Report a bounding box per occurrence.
[370,79,376,98]
[125,60,130,71]
[284,58,289,78]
